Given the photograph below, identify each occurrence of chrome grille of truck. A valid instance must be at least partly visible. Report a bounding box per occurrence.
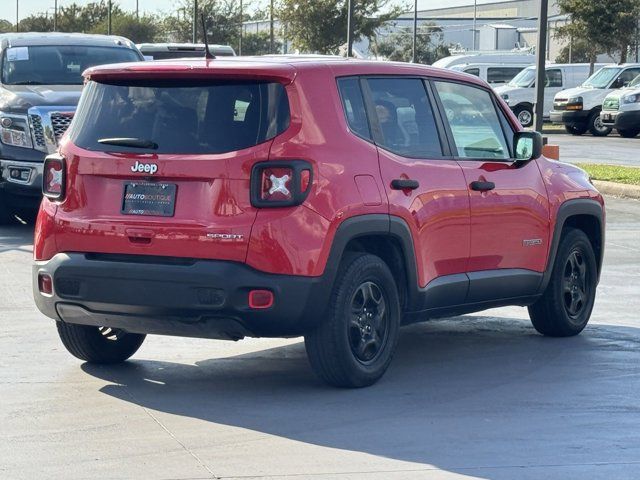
[51,112,74,140]
[29,114,46,148]
[602,98,619,111]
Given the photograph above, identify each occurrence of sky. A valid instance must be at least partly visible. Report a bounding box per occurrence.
[2,0,497,24]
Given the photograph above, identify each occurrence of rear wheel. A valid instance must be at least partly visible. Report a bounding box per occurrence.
[56,322,145,364]
[564,124,587,135]
[514,105,533,127]
[617,128,640,138]
[304,253,401,388]
[588,111,612,136]
[528,228,597,337]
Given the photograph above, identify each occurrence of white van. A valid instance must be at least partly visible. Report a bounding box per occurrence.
[449,63,530,86]
[433,52,536,69]
[494,64,602,127]
[599,73,640,137]
[550,63,640,136]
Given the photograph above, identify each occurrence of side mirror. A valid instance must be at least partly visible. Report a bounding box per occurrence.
[513,130,543,163]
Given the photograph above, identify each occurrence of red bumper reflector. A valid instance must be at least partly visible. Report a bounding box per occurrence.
[38,273,53,295]
[248,289,274,309]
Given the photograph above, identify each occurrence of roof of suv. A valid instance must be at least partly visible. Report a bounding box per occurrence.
[0,32,137,50]
[83,56,486,88]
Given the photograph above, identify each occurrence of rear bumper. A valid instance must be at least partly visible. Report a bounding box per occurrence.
[549,109,590,126]
[600,110,640,130]
[33,253,333,340]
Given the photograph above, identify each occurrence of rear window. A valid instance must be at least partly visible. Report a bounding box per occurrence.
[69,79,290,154]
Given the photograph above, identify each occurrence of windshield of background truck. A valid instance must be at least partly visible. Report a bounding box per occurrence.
[582,67,621,88]
[630,74,640,87]
[1,45,140,85]
[69,79,290,154]
[508,67,535,87]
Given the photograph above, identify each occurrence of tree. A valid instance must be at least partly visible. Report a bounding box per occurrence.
[162,0,241,45]
[0,19,15,33]
[276,0,403,54]
[556,0,640,65]
[18,15,54,33]
[555,38,593,63]
[92,13,160,43]
[375,23,450,64]
[242,31,282,55]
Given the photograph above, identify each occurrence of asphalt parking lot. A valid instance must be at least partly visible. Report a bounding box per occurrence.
[1,193,638,480]
[545,132,639,167]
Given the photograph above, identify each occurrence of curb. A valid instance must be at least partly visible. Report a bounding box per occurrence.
[593,180,640,200]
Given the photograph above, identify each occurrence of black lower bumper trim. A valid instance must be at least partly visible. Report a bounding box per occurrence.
[34,253,333,339]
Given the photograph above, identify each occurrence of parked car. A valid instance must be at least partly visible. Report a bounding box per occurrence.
[600,74,640,138]
[433,52,536,69]
[33,57,604,387]
[0,32,143,223]
[494,64,604,127]
[137,43,236,60]
[449,63,529,87]
[550,63,640,136]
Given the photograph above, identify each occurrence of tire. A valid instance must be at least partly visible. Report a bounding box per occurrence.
[564,124,587,135]
[588,111,612,137]
[617,128,640,138]
[528,228,597,337]
[514,105,533,127]
[56,322,145,364]
[304,252,401,388]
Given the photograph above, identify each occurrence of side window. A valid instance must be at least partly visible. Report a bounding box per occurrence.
[616,68,640,87]
[546,69,563,87]
[465,67,480,77]
[487,67,523,84]
[337,77,371,140]
[365,77,443,158]
[434,81,510,160]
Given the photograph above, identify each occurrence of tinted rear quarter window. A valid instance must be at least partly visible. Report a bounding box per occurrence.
[337,77,372,140]
[69,79,290,154]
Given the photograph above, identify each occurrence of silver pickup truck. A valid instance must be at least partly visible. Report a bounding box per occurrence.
[0,32,142,223]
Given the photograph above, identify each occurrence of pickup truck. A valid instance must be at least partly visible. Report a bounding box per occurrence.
[0,32,142,223]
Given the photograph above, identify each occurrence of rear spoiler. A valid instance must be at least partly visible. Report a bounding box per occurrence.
[84,61,296,85]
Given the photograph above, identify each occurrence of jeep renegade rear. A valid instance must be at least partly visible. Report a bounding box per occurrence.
[33,57,605,387]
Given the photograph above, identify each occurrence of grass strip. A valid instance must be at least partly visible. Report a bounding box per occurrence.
[575,163,640,186]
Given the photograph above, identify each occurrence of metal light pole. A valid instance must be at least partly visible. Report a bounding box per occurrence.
[347,0,354,57]
[15,0,19,32]
[192,0,198,43]
[108,0,112,35]
[270,0,274,54]
[534,0,549,133]
[54,0,58,31]
[136,0,139,20]
[239,0,243,55]
[412,0,417,63]
[473,0,477,50]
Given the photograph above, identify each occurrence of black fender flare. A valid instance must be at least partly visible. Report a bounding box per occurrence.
[540,198,605,293]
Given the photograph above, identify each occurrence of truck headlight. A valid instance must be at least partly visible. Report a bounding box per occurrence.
[0,112,32,149]
[566,96,583,110]
[621,94,640,104]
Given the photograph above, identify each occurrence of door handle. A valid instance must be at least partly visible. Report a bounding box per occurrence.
[390,179,420,190]
[470,181,495,192]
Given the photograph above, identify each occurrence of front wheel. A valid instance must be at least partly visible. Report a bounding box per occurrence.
[588,111,612,137]
[528,228,597,337]
[617,128,640,138]
[305,253,401,388]
[565,124,587,135]
[57,322,146,364]
[514,105,533,127]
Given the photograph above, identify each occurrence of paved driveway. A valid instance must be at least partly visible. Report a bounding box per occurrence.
[2,196,640,479]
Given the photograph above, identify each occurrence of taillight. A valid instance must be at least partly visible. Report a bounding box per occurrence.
[42,154,65,200]
[250,160,313,207]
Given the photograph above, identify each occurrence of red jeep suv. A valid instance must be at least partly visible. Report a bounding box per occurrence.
[33,57,605,387]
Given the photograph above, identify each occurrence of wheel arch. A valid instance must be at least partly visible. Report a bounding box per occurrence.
[541,199,604,293]
[324,215,420,313]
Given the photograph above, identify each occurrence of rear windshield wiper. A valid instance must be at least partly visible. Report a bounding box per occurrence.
[98,137,158,149]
